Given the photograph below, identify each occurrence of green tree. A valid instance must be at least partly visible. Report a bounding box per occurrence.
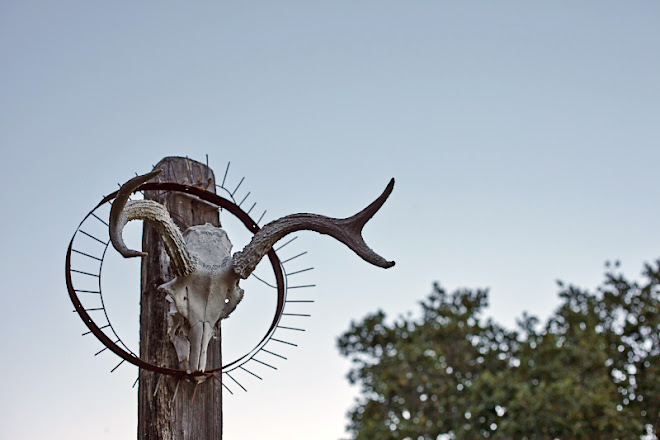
[338,260,660,440]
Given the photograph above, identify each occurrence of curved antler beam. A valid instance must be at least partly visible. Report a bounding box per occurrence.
[109,169,195,277]
[232,179,396,279]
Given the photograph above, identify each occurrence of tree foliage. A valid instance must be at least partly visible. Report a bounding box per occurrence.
[338,260,660,440]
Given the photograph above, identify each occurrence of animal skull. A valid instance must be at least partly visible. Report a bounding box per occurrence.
[109,169,394,372]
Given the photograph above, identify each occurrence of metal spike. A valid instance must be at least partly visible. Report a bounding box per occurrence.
[222,162,230,187]
[79,230,108,246]
[275,236,297,251]
[91,213,109,227]
[72,249,103,261]
[232,177,245,196]
[213,374,233,395]
[261,348,287,360]
[251,273,277,289]
[270,338,298,347]
[226,373,247,392]
[71,269,100,278]
[153,375,162,397]
[239,191,251,207]
[240,366,262,380]
[277,325,305,332]
[281,252,307,264]
[111,359,125,373]
[171,379,180,404]
[252,358,277,370]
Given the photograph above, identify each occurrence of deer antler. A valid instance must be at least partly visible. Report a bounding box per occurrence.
[109,169,195,277]
[231,179,395,279]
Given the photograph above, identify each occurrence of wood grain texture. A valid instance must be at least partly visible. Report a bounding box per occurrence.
[138,157,223,440]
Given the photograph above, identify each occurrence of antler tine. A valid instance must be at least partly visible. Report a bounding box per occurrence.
[340,178,394,240]
[109,169,195,277]
[333,178,395,267]
[232,179,396,280]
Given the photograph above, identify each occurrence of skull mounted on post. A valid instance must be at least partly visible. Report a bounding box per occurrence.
[109,169,395,373]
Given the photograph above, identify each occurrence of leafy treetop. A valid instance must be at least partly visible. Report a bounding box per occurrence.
[338,260,660,440]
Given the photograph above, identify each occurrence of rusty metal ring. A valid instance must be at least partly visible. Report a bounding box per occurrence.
[66,181,286,380]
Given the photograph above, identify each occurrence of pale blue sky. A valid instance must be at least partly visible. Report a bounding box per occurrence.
[1,2,659,439]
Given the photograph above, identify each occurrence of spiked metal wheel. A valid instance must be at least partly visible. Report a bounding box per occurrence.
[66,162,315,393]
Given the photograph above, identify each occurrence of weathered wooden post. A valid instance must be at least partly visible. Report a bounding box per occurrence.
[139,156,222,440]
